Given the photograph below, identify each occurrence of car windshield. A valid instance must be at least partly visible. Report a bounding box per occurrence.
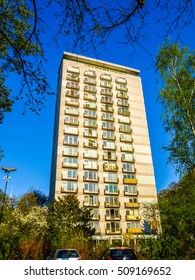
[110,249,135,258]
[57,250,79,258]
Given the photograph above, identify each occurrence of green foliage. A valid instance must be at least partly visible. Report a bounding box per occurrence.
[156,42,195,175]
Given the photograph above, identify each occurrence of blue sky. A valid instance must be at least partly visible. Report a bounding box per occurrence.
[0,3,195,198]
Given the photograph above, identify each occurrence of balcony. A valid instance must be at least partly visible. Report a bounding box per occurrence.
[83,140,98,149]
[117,100,129,107]
[126,215,141,221]
[120,146,134,152]
[84,122,98,128]
[84,77,96,85]
[84,85,97,93]
[104,177,119,183]
[62,162,78,168]
[64,128,78,135]
[65,90,79,98]
[116,92,128,99]
[116,84,128,92]
[83,176,99,182]
[83,103,97,110]
[102,144,116,150]
[122,167,136,173]
[121,156,135,162]
[101,115,115,122]
[61,175,78,181]
[61,187,78,193]
[103,154,117,161]
[100,74,112,81]
[83,132,98,138]
[63,150,78,157]
[83,201,99,207]
[124,190,138,196]
[101,98,113,104]
[65,99,79,107]
[83,153,98,159]
[105,202,120,208]
[103,163,118,171]
[123,178,138,184]
[115,77,127,84]
[84,70,96,77]
[84,94,97,102]
[125,202,140,208]
[83,188,99,194]
[120,135,133,142]
[65,108,79,116]
[118,109,130,116]
[66,73,80,82]
[105,215,120,221]
[67,66,80,74]
[127,228,142,234]
[101,105,114,113]
[104,189,119,195]
[66,82,79,90]
[119,127,132,133]
[100,88,113,96]
[106,229,121,235]
[83,164,99,170]
[91,214,100,220]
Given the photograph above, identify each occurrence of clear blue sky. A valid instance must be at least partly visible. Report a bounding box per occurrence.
[0,3,195,198]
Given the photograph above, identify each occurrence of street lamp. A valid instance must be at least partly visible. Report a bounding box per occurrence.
[0,166,16,223]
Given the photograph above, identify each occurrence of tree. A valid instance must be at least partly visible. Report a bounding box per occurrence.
[156,42,195,175]
[1,1,194,122]
[0,0,53,123]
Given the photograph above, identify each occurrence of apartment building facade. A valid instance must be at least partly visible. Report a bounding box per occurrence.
[49,52,158,238]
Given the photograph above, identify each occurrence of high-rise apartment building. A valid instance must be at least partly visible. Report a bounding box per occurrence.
[49,52,158,238]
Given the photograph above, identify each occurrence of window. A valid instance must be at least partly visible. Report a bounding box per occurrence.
[124,185,137,194]
[106,222,120,233]
[119,124,131,133]
[126,209,139,216]
[102,121,115,130]
[106,209,120,219]
[100,88,112,96]
[62,169,77,179]
[84,85,97,92]
[66,89,79,98]
[121,153,134,162]
[102,112,114,121]
[84,183,98,193]
[122,163,135,172]
[84,195,99,206]
[103,151,117,160]
[65,106,79,115]
[116,91,128,99]
[125,196,138,203]
[116,84,128,91]
[127,221,140,229]
[115,77,127,84]
[67,66,80,73]
[63,147,78,156]
[84,70,96,77]
[118,107,130,115]
[83,109,97,118]
[84,77,96,85]
[66,81,79,89]
[105,184,118,194]
[120,134,132,142]
[64,126,78,135]
[84,119,97,127]
[84,159,98,169]
[120,144,133,152]
[84,149,98,158]
[103,141,116,149]
[83,139,98,148]
[83,128,97,137]
[117,99,129,107]
[63,157,78,166]
[123,174,136,179]
[84,92,96,101]
[105,196,119,206]
[64,116,79,125]
[84,171,98,180]
[64,136,78,145]
[84,101,97,109]
[66,73,79,81]
[100,73,112,80]
[101,96,113,104]
[101,104,114,112]
[104,172,118,183]
[65,98,79,106]
[102,131,115,140]
[103,161,118,171]
[61,181,77,192]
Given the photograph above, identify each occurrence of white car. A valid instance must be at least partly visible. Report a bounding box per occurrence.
[53,249,81,260]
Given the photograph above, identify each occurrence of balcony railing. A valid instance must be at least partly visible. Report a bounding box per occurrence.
[62,162,78,168]
[124,190,138,196]
[123,178,138,184]
[120,135,133,142]
[61,187,78,193]
[116,92,128,99]
[126,215,141,221]
[106,229,121,235]
[105,202,120,207]
[103,154,117,161]
[83,176,99,182]
[127,228,142,234]
[105,215,120,221]
[83,201,99,207]
[125,202,140,208]
[61,175,78,181]
[83,141,98,149]
[104,177,119,183]
[103,164,118,171]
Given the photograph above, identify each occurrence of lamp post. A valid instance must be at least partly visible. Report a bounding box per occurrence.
[0,166,16,224]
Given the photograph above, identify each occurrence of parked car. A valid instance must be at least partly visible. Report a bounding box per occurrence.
[53,249,81,260]
[101,247,137,260]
